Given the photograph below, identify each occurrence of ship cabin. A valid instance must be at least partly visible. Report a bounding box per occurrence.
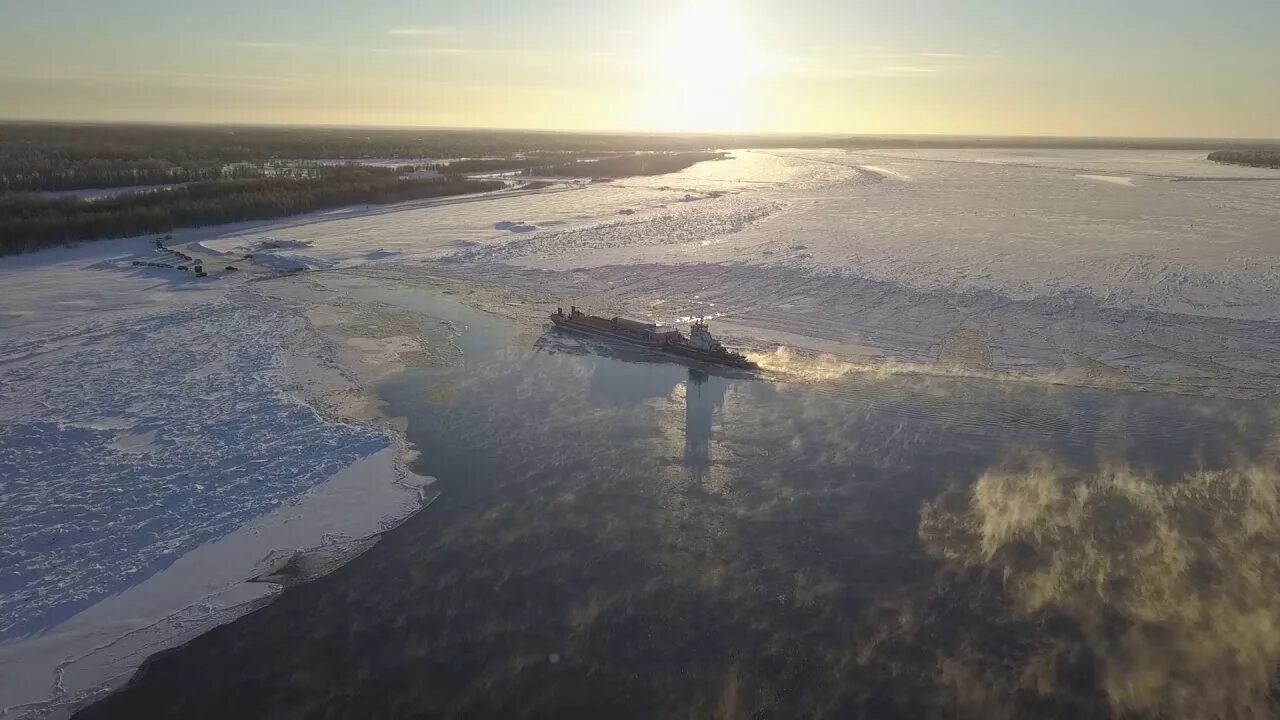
[612,317,680,344]
[648,325,681,345]
[611,317,650,332]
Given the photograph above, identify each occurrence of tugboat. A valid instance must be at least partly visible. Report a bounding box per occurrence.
[550,306,757,370]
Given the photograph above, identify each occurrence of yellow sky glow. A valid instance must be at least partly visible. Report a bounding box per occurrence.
[633,1,769,132]
[0,0,1277,136]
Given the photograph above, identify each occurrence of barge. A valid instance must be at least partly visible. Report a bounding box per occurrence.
[550,306,757,370]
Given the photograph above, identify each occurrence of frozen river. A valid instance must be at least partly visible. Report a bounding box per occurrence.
[77,282,1280,720]
[196,148,1280,395]
[2,147,1279,717]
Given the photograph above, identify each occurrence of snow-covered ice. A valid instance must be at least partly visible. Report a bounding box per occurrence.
[0,446,428,716]
[494,220,538,232]
[0,242,429,717]
[1076,174,1136,186]
[163,147,1280,396]
[3,145,1279,716]
[0,296,386,639]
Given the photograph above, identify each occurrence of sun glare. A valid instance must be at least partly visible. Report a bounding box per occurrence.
[634,1,769,132]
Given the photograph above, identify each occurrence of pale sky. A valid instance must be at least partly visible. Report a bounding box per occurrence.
[1,0,1277,137]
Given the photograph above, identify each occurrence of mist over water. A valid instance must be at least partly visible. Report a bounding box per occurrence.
[80,290,1280,719]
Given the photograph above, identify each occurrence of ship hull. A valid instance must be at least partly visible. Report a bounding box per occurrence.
[665,344,758,370]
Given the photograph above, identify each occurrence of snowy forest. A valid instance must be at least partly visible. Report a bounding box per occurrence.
[0,168,502,255]
[1208,149,1280,168]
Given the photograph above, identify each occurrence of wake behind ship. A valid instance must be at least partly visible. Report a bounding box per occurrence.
[550,306,757,370]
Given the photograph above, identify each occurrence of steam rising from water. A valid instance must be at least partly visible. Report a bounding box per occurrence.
[920,451,1280,720]
[745,346,869,382]
[746,345,1053,386]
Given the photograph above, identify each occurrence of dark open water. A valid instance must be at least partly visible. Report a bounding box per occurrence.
[79,288,1280,720]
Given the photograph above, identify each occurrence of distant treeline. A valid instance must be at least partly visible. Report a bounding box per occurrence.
[444,151,724,177]
[9,122,1280,194]
[0,124,730,193]
[544,151,725,177]
[0,157,266,193]
[0,167,502,256]
[1207,150,1280,169]
[440,153,623,175]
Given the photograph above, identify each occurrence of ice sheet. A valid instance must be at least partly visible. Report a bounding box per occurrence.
[4,146,1279,716]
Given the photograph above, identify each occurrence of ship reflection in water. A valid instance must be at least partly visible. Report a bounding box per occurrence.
[683,369,726,481]
[79,289,1280,720]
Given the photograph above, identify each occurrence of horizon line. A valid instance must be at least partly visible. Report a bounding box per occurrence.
[1,117,1278,144]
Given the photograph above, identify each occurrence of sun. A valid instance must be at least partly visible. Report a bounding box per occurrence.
[648,1,765,83]
[633,1,769,132]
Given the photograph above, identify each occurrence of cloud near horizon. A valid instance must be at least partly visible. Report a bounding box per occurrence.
[387,26,463,37]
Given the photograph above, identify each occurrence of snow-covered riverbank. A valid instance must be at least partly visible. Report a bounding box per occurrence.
[3,145,1279,716]
[0,242,432,718]
[144,147,1280,398]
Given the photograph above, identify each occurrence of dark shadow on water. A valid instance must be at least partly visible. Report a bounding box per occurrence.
[79,289,1280,720]
[684,370,726,482]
